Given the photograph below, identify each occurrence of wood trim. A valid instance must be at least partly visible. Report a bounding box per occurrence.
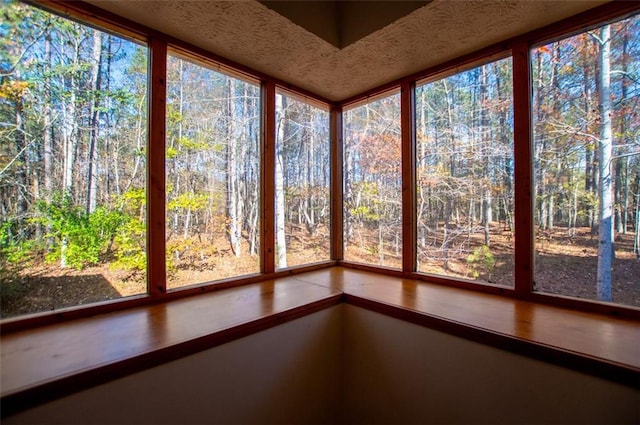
[261,81,276,274]
[527,291,640,320]
[414,50,513,88]
[401,81,416,273]
[338,262,637,317]
[147,38,167,298]
[341,86,402,112]
[0,295,153,334]
[28,0,149,42]
[512,40,534,299]
[0,262,336,334]
[331,106,344,261]
[338,261,406,279]
[340,47,510,108]
[165,261,337,298]
[410,271,515,297]
[1,280,343,418]
[344,294,640,389]
[522,1,640,48]
[275,85,334,112]
[167,46,261,87]
[165,40,333,105]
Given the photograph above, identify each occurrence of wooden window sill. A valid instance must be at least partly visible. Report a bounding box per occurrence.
[1,267,638,417]
[299,267,640,386]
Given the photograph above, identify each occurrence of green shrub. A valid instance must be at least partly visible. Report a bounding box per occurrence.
[36,194,127,270]
[0,221,36,265]
[466,245,496,280]
[112,215,146,272]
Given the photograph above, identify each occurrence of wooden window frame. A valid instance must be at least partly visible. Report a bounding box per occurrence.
[2,0,639,332]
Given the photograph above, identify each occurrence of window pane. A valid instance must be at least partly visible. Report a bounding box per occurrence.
[343,92,402,269]
[532,15,640,306]
[275,92,330,269]
[416,58,514,286]
[166,54,260,289]
[0,1,148,318]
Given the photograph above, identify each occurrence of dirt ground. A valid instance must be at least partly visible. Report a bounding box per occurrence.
[1,226,639,319]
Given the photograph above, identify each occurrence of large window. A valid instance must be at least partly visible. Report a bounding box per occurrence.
[416,59,514,286]
[2,1,637,323]
[532,15,640,307]
[166,53,261,289]
[275,91,330,269]
[343,92,402,269]
[0,1,148,318]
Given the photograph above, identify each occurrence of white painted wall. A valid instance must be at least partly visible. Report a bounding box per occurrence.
[5,306,343,425]
[342,305,639,424]
[6,304,639,424]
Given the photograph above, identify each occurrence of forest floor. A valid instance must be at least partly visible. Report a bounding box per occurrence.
[1,226,639,319]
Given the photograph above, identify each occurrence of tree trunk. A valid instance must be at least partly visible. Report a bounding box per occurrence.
[60,38,81,268]
[43,33,54,246]
[596,25,612,302]
[14,97,28,239]
[620,30,630,234]
[623,157,629,234]
[275,95,287,268]
[86,30,103,214]
[614,158,624,234]
[582,43,597,231]
[480,66,491,246]
[634,175,640,258]
[305,119,316,235]
[227,79,241,256]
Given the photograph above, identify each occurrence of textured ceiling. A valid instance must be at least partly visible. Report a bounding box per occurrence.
[258,1,432,48]
[86,0,608,102]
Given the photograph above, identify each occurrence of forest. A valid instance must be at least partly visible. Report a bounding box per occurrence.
[341,15,639,303]
[1,1,639,318]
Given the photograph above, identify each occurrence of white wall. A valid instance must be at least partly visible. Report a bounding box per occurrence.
[5,306,343,425]
[342,304,639,424]
[6,304,639,424]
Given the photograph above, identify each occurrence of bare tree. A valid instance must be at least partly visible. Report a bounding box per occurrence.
[596,25,613,301]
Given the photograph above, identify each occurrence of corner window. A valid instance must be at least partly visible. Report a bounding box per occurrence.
[0,2,148,318]
[416,58,514,286]
[532,15,640,306]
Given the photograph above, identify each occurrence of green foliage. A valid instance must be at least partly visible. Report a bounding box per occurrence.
[466,245,496,280]
[177,136,208,151]
[112,215,146,272]
[0,220,36,265]
[108,189,147,272]
[119,188,146,208]
[168,192,209,211]
[349,182,381,222]
[350,205,378,222]
[166,145,179,159]
[36,194,125,270]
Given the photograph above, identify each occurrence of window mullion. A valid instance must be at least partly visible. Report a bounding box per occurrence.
[512,40,534,298]
[401,81,417,273]
[147,37,168,297]
[331,106,344,261]
[261,81,276,273]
